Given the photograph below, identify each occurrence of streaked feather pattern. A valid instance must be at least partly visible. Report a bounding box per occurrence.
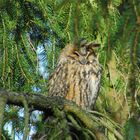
[48,42,102,109]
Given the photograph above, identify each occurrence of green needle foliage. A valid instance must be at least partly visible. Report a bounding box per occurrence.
[0,0,140,139]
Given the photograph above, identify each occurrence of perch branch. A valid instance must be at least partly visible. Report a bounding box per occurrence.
[0,89,97,131]
[0,89,123,140]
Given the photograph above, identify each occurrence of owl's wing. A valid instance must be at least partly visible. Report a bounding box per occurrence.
[48,62,69,97]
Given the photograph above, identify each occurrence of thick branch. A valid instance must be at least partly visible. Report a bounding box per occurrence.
[0,89,123,140]
[0,89,64,111]
[0,89,96,130]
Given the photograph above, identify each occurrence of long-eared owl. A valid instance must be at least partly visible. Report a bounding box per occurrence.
[48,40,102,110]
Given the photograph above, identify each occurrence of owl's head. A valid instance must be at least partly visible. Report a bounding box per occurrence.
[73,40,100,65]
[59,40,100,65]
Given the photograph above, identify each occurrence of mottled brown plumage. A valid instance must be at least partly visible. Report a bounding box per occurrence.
[48,41,102,110]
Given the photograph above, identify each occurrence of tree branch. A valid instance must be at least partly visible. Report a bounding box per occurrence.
[0,89,123,140]
[0,89,64,111]
[0,89,96,131]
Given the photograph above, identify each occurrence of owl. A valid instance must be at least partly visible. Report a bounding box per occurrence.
[48,40,102,110]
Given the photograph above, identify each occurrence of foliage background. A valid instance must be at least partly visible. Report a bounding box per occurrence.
[0,0,140,139]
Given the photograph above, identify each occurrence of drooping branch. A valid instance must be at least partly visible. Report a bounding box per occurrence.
[127,26,139,116]
[22,98,30,140]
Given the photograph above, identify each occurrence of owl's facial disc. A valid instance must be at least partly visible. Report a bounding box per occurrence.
[73,50,88,65]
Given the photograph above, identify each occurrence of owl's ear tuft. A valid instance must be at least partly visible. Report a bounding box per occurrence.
[86,42,100,48]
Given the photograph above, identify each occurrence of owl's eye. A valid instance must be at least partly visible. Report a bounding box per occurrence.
[73,51,80,56]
